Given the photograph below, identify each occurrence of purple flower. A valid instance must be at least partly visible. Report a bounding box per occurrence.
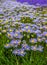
[7,32,14,39]
[37,45,44,52]
[43,25,47,30]
[9,39,21,46]
[32,24,38,28]
[30,14,34,19]
[21,43,30,50]
[37,33,42,37]
[4,44,11,48]
[24,26,31,30]
[22,26,34,33]
[14,32,23,39]
[7,28,14,32]
[34,30,41,34]
[37,37,42,42]
[4,39,21,48]
[15,17,21,21]
[20,23,26,28]
[12,49,18,55]
[31,45,38,51]
[33,18,40,23]
[12,49,26,56]
[17,0,47,6]
[42,32,47,37]
[30,38,37,43]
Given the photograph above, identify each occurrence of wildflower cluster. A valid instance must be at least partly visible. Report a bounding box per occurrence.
[0,0,47,56]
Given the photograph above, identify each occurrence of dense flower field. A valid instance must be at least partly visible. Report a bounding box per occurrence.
[0,0,47,65]
[17,0,47,6]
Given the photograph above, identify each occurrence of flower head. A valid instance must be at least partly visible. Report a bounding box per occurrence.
[4,44,11,48]
[21,43,30,50]
[9,39,21,46]
[7,32,14,39]
[37,45,44,52]
[30,38,37,43]
[42,32,47,37]
[12,49,26,56]
[31,45,38,51]
[14,32,23,39]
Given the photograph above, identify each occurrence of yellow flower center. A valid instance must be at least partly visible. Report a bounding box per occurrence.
[6,44,9,46]
[15,34,18,36]
[8,33,11,37]
[31,39,35,43]
[25,26,28,29]
[10,29,12,32]
[28,29,30,32]
[3,30,6,32]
